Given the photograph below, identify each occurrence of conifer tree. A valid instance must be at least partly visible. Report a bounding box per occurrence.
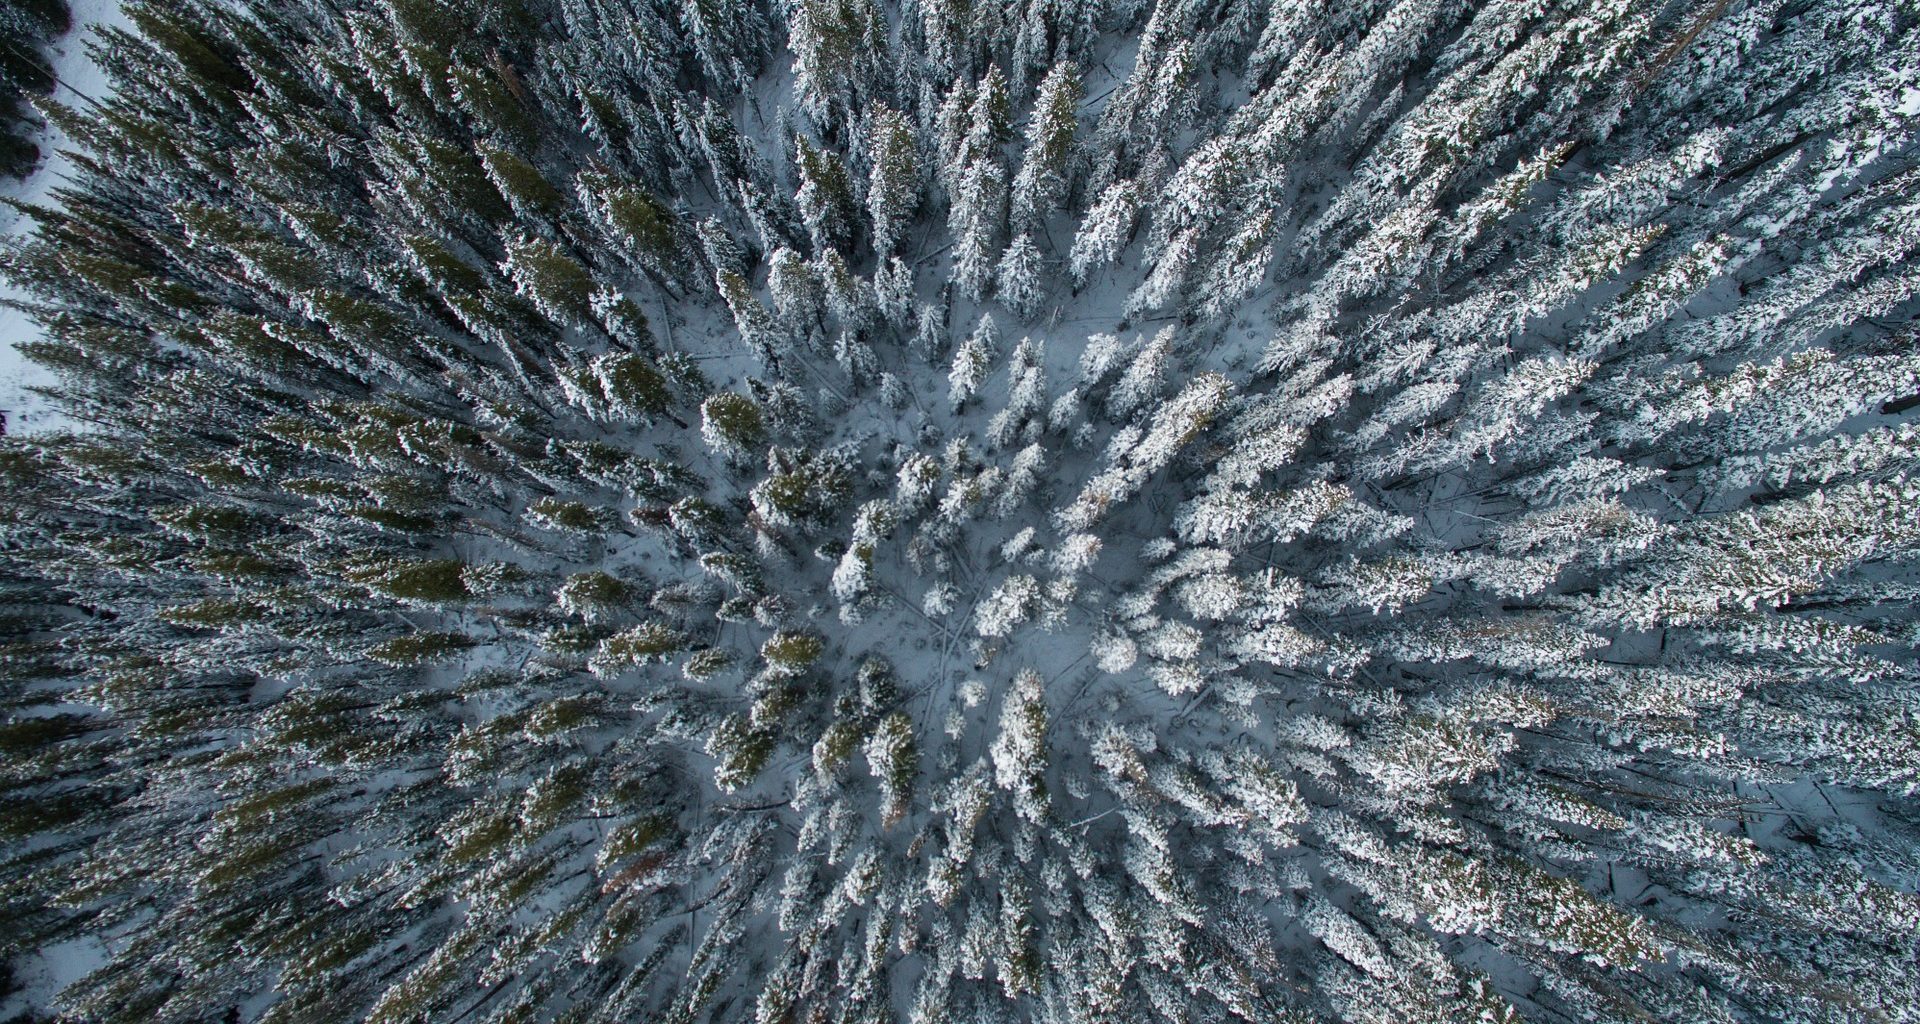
[1069,179,1140,287]
[995,233,1046,321]
[867,103,922,257]
[1010,61,1081,233]
[702,391,769,467]
[794,133,860,255]
[719,270,790,368]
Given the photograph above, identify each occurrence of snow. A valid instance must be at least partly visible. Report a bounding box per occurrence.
[0,936,109,1019]
[0,0,130,434]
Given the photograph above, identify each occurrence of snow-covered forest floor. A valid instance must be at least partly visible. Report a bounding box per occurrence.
[0,0,129,434]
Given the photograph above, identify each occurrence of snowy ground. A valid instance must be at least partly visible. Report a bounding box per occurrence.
[0,0,129,434]
[1,935,109,1019]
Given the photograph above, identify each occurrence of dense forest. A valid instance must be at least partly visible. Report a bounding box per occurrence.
[1,0,1918,1022]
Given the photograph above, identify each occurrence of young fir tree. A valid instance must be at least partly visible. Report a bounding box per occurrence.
[995,234,1046,321]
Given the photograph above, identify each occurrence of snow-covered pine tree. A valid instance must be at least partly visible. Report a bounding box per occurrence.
[794,133,860,255]
[995,233,1046,321]
[867,102,921,257]
[1009,60,1081,233]
[1069,178,1140,287]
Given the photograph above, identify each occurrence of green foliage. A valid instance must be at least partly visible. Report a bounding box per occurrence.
[526,498,616,535]
[447,58,538,151]
[525,696,603,739]
[596,813,676,871]
[462,561,534,598]
[749,447,854,532]
[682,648,734,680]
[866,711,916,826]
[367,630,477,667]
[398,233,486,293]
[0,713,91,757]
[708,712,774,792]
[556,571,636,619]
[346,506,439,533]
[699,551,763,594]
[201,829,310,887]
[0,790,102,841]
[759,630,824,674]
[597,352,675,420]
[191,550,291,580]
[700,391,767,461]
[347,558,472,603]
[811,717,864,773]
[502,236,594,325]
[590,622,688,676]
[793,134,858,252]
[157,597,271,628]
[481,147,567,219]
[586,174,681,267]
[213,778,333,831]
[154,503,263,541]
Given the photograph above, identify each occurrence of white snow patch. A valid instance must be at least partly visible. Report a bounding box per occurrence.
[0,0,132,433]
[0,934,109,1017]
